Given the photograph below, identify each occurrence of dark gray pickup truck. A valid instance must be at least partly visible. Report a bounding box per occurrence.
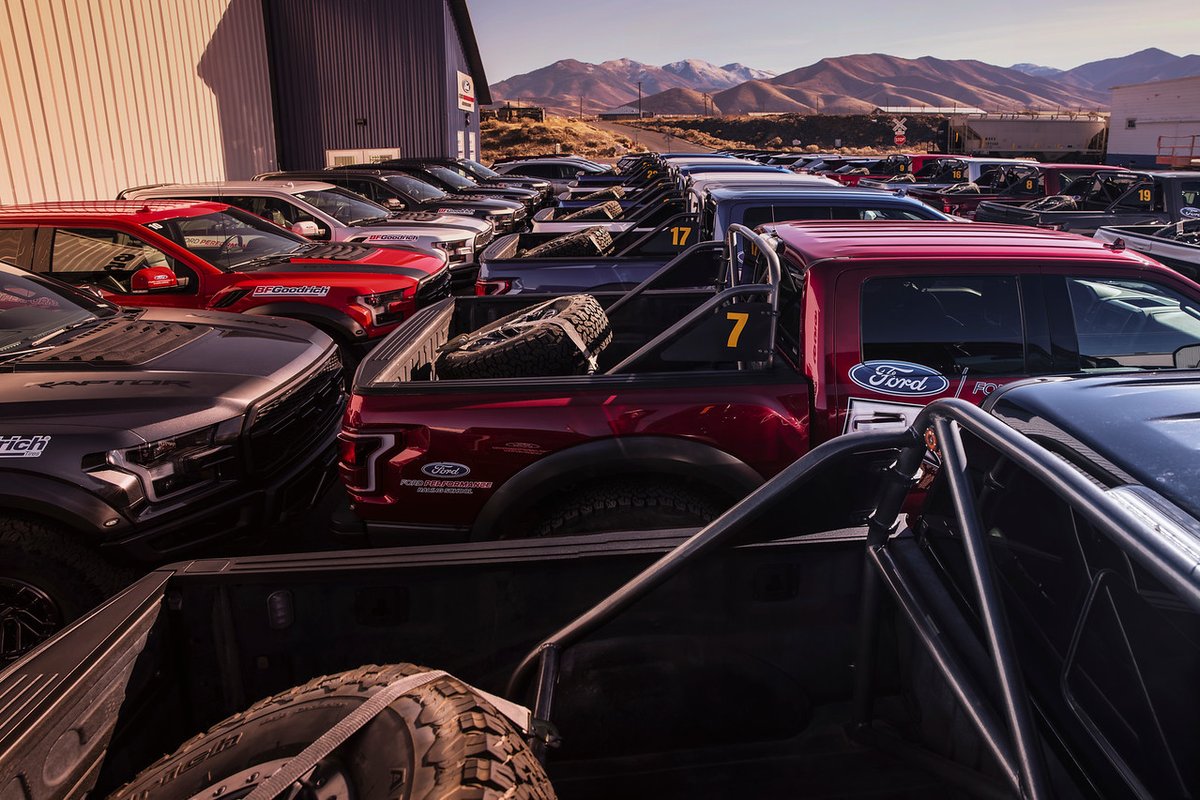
[974,170,1200,234]
[2,371,1198,800]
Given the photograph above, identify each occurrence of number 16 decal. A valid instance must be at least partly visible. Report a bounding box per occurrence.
[670,226,692,246]
[726,312,749,347]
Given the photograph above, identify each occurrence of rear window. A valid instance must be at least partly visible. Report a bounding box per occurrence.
[742,205,934,227]
[1066,277,1200,368]
[861,275,1025,375]
[1177,180,1200,211]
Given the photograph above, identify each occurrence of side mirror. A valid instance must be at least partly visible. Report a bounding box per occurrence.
[1173,343,1200,369]
[384,198,406,211]
[291,220,322,238]
[130,266,179,293]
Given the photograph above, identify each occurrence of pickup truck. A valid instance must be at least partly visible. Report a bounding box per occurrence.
[974,169,1200,234]
[5,372,1198,800]
[121,181,487,289]
[1094,218,1200,279]
[829,153,958,187]
[477,188,949,295]
[361,160,543,212]
[0,201,451,357]
[340,221,1200,542]
[858,156,1036,192]
[0,260,343,661]
[905,163,1128,218]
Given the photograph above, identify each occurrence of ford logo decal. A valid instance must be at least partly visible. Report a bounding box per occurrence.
[849,361,949,397]
[421,462,471,478]
[1181,207,1200,219]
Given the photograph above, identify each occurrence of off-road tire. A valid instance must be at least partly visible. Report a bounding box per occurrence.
[560,200,623,222]
[109,663,556,800]
[1025,194,1078,211]
[0,515,131,662]
[520,227,613,259]
[436,294,611,380]
[579,185,625,201]
[531,480,726,537]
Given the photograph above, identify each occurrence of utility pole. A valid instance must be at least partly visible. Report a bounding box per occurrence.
[579,95,583,119]
[637,80,642,118]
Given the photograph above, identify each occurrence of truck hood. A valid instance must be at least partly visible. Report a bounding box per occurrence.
[334,222,469,244]
[387,211,491,234]
[236,242,444,280]
[422,197,523,215]
[0,309,336,438]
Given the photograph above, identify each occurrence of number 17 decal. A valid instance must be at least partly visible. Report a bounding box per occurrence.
[670,226,692,246]
[726,312,749,347]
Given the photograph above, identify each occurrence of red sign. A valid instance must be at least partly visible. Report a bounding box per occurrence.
[894,134,907,146]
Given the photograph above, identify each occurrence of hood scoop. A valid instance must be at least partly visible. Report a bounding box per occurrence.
[16,320,207,368]
[292,242,373,261]
[385,212,441,223]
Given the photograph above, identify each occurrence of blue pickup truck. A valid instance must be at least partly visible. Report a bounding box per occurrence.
[476,187,950,295]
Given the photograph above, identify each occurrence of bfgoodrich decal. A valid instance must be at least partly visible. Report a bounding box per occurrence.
[848,361,949,397]
[436,208,476,215]
[0,435,50,458]
[365,234,419,242]
[252,285,330,297]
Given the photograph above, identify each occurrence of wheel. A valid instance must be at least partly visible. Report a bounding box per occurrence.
[531,479,726,537]
[0,515,131,663]
[435,294,612,380]
[108,663,556,800]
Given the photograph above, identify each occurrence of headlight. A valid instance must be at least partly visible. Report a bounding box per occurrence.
[357,287,412,324]
[433,238,473,261]
[107,426,233,502]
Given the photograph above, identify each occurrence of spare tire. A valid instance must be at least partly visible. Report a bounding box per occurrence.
[561,200,623,221]
[521,226,613,258]
[436,294,611,380]
[1025,194,1078,211]
[580,185,625,201]
[109,664,555,800]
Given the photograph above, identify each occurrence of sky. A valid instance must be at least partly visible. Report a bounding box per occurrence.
[468,0,1200,83]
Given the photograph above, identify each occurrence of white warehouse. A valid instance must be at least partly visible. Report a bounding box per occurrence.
[1106,75,1200,168]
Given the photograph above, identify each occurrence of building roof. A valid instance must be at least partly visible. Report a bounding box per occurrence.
[0,200,225,222]
[767,221,1162,268]
[1110,74,1200,92]
[603,106,641,115]
[447,0,491,105]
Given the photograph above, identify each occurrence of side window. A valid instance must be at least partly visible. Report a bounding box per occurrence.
[49,228,189,293]
[1177,180,1200,210]
[0,228,32,264]
[742,206,831,227]
[344,179,385,205]
[861,275,1025,375]
[1065,277,1200,368]
[256,198,326,238]
[856,207,929,221]
[555,165,582,180]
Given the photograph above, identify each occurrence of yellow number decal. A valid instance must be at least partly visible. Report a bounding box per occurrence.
[952,170,963,180]
[670,226,692,246]
[1025,179,1034,190]
[726,312,749,348]
[899,164,907,172]
[646,170,657,178]
[1138,188,1152,203]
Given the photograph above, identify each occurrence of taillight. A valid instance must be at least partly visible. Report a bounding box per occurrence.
[337,432,395,493]
[943,200,953,213]
[475,279,512,296]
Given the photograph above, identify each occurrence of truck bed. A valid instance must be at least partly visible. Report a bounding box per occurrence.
[1094,221,1200,278]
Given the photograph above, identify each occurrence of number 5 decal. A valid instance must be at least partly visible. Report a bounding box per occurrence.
[670,226,692,246]
[726,312,749,347]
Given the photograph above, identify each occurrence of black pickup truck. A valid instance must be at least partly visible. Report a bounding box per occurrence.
[3,371,1198,800]
[974,170,1200,234]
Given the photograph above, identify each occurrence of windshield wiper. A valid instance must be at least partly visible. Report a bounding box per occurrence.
[349,216,390,225]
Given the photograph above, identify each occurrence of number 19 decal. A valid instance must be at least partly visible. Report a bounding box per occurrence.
[726,312,749,348]
[670,226,692,246]
[1137,188,1152,203]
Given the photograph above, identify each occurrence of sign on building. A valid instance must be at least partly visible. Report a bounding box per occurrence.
[457,71,476,112]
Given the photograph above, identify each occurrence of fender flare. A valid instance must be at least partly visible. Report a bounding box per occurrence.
[0,472,127,539]
[243,302,366,342]
[469,436,764,540]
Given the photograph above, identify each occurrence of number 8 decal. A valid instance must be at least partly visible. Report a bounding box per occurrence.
[726,312,749,348]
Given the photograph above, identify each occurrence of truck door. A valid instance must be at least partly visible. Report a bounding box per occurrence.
[831,266,1045,435]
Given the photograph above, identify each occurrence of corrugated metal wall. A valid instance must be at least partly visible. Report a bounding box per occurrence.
[266,0,453,168]
[443,1,481,160]
[1106,77,1200,167]
[0,0,277,204]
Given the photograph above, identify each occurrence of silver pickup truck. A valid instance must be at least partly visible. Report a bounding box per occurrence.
[1094,219,1200,279]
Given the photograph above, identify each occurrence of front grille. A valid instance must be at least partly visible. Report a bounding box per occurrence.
[474,227,494,250]
[245,350,344,477]
[416,266,452,307]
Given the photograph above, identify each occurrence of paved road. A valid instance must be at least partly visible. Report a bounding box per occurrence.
[588,119,715,155]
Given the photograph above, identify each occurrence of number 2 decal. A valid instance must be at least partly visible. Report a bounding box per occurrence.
[670,226,692,246]
[726,312,749,348]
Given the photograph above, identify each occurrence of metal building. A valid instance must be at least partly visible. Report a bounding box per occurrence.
[264,0,491,169]
[1105,76,1200,168]
[0,0,490,205]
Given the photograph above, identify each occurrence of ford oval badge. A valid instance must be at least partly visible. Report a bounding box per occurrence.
[1180,207,1200,219]
[849,361,949,397]
[421,462,471,478]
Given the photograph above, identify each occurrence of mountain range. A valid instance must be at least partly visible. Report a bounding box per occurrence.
[490,48,1200,117]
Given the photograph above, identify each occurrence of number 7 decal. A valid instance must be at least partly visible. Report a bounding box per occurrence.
[726,312,749,347]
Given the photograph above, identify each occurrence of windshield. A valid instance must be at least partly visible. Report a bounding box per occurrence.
[382,174,447,202]
[294,188,389,225]
[148,208,308,271]
[0,264,116,355]
[461,159,500,179]
[425,165,478,191]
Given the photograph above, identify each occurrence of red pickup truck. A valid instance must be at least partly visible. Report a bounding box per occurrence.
[0,201,450,355]
[340,222,1200,541]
